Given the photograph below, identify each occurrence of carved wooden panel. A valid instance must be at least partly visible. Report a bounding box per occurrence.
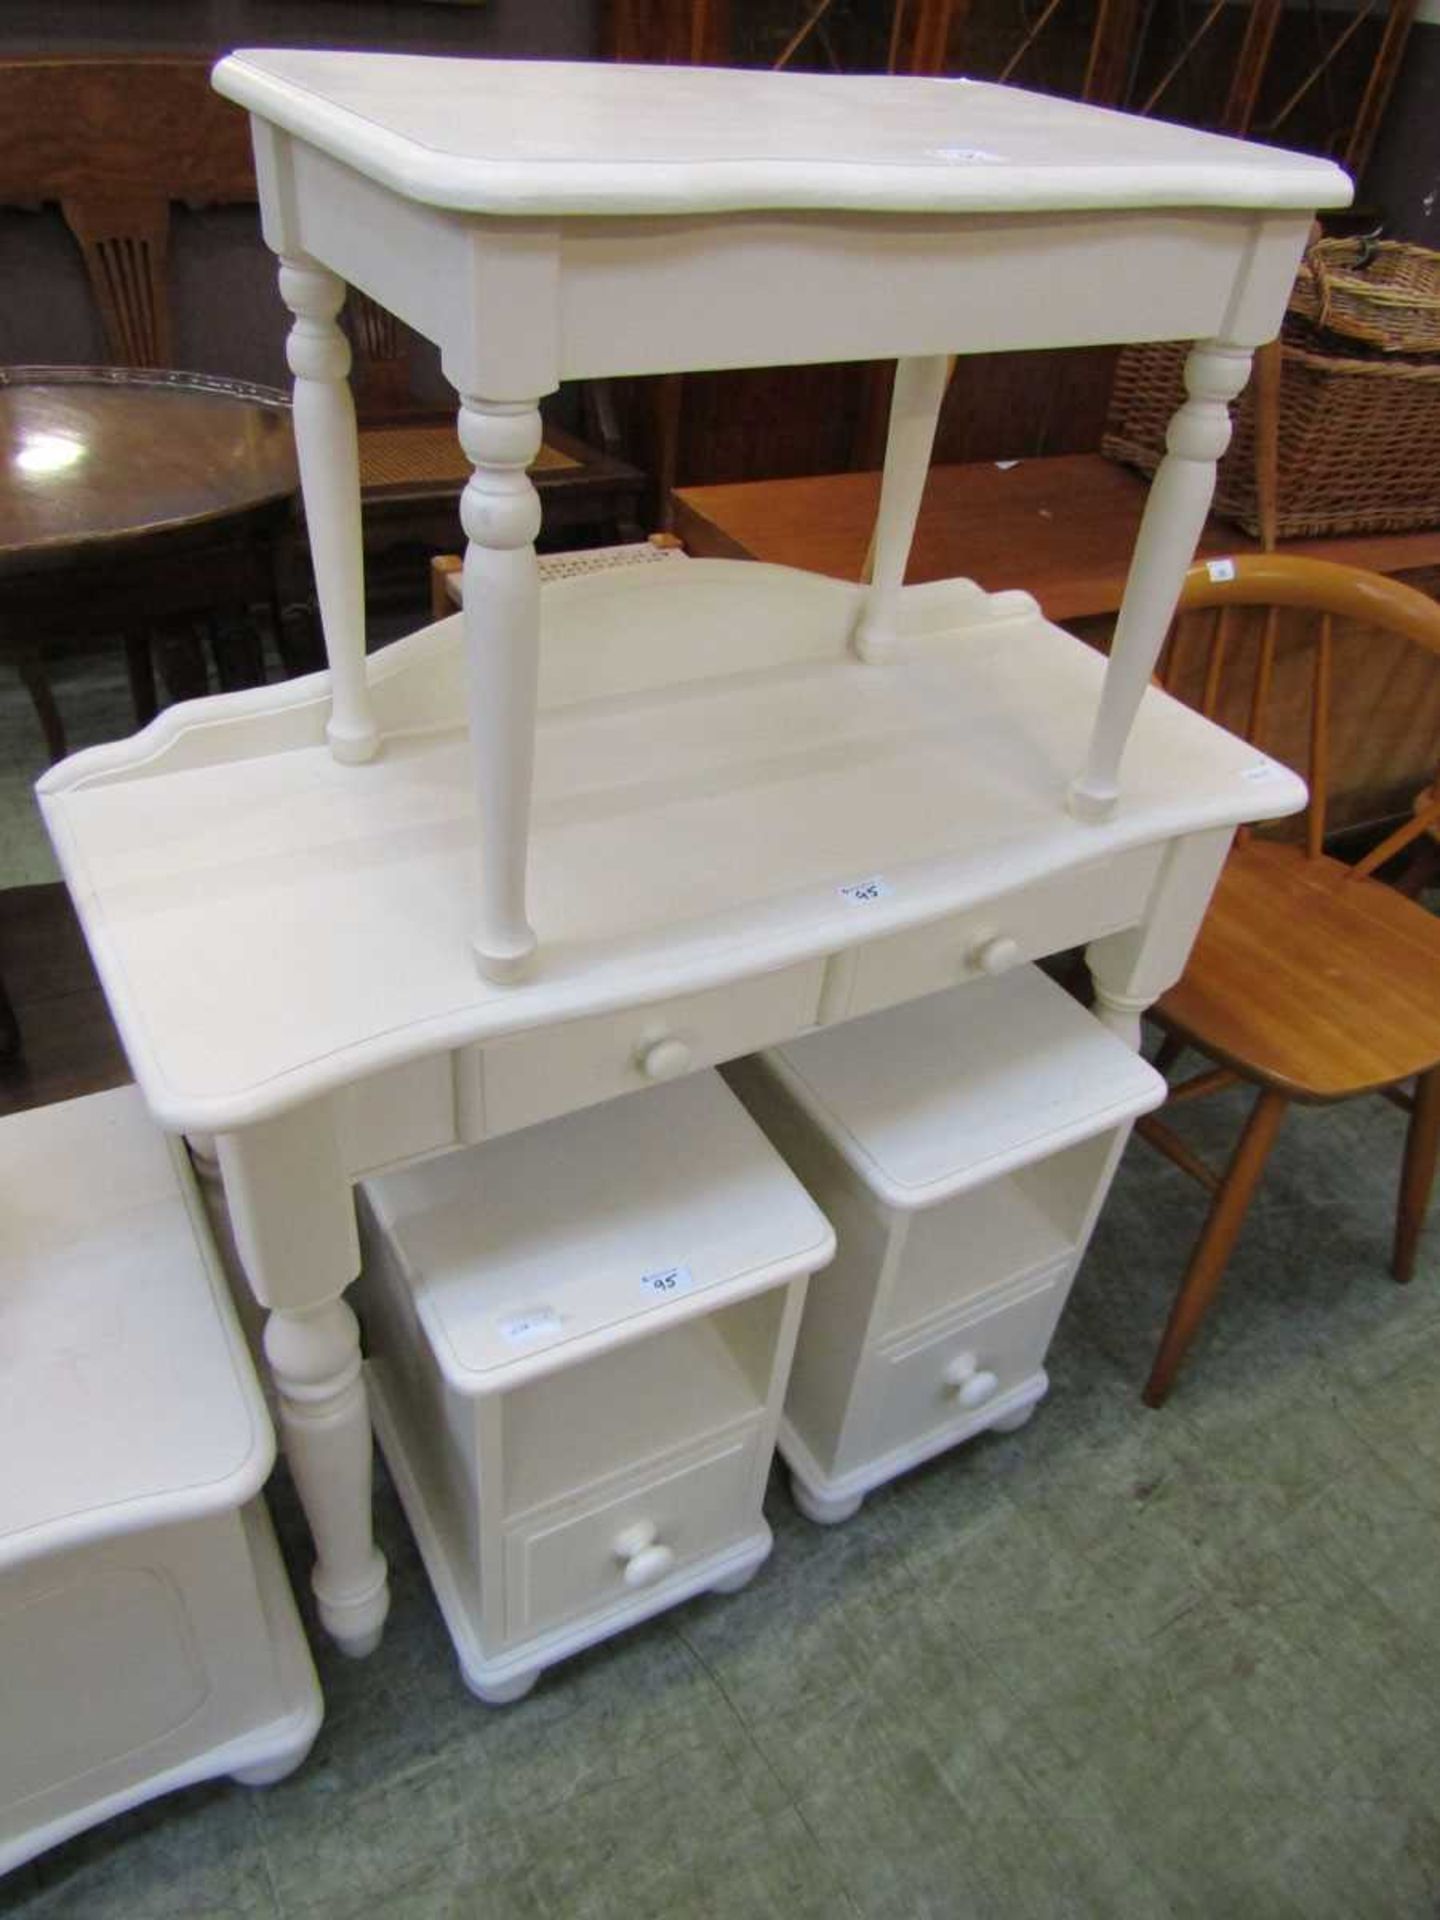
[0,58,257,371]
[0,57,255,204]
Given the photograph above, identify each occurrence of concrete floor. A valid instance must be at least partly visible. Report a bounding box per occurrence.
[3,1073,1438,1920]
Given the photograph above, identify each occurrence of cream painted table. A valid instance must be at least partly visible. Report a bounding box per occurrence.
[39,53,1347,1655]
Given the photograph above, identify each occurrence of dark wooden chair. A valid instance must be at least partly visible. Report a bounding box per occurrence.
[1138,553,1440,1406]
[0,60,645,721]
[344,290,645,571]
[0,55,257,373]
[0,56,304,749]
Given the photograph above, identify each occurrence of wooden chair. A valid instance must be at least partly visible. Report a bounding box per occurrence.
[1,58,642,652]
[0,57,301,737]
[0,56,257,371]
[1138,553,1440,1406]
[346,289,646,570]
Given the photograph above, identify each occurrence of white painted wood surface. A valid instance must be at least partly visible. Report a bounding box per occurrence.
[1069,342,1255,821]
[31,50,1342,1652]
[212,54,1350,218]
[276,255,377,766]
[38,561,1300,1656]
[216,1102,387,1657]
[354,1071,832,1700]
[853,354,951,664]
[37,564,1303,1132]
[0,1089,322,1871]
[726,971,1164,1520]
[458,396,544,979]
[213,49,1345,970]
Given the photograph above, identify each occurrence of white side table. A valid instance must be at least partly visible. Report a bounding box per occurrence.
[0,1089,321,1874]
[354,1071,833,1702]
[212,50,1348,981]
[728,969,1164,1522]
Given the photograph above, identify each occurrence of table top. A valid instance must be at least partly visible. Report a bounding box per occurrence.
[39,559,1305,1132]
[213,51,1352,220]
[0,366,297,572]
[674,456,1440,625]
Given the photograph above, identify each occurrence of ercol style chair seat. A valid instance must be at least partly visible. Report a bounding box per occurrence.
[1140,553,1440,1406]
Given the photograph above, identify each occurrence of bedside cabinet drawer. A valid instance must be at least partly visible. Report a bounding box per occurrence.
[846,847,1161,1020]
[477,960,824,1138]
[504,1429,760,1643]
[861,1274,1070,1467]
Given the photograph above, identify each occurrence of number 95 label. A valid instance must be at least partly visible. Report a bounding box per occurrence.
[640,1265,695,1300]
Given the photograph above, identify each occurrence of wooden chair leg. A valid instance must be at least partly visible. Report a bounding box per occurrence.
[0,968,20,1063]
[17,647,67,764]
[1393,1066,1440,1285]
[123,629,158,728]
[1390,834,1440,900]
[153,620,209,704]
[1143,1086,1289,1408]
[210,608,267,691]
[1152,1030,1187,1078]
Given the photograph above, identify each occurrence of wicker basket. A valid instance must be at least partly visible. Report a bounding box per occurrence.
[1103,322,1440,540]
[1291,238,1440,356]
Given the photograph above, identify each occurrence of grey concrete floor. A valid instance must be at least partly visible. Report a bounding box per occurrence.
[3,1075,1439,1920]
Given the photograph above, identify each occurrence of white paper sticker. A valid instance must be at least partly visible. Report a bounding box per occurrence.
[499,1306,562,1345]
[839,876,891,905]
[640,1264,695,1301]
[1206,557,1237,583]
[994,459,1020,471]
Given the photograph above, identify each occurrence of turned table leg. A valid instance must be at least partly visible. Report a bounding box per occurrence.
[278,254,378,767]
[217,1105,389,1657]
[264,1298,389,1655]
[1070,339,1253,823]
[1089,984,1151,1052]
[458,395,543,983]
[853,354,951,664]
[1086,826,1234,1051]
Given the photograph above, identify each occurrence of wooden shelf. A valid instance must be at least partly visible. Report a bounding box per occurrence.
[674,454,1440,626]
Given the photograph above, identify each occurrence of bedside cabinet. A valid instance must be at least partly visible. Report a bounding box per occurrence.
[727,968,1164,1522]
[355,1070,834,1701]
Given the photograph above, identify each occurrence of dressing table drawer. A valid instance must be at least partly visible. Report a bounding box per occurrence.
[476,960,824,1138]
[845,847,1161,1020]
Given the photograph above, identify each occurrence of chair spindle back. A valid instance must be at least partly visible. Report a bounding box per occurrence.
[1162,554,1440,868]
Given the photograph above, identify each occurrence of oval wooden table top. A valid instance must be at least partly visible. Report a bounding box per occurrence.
[0,366,298,573]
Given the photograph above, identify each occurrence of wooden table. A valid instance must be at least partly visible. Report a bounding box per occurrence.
[0,366,298,759]
[40,54,1345,1658]
[675,453,1440,624]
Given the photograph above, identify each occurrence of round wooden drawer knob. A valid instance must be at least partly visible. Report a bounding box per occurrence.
[969,934,1020,977]
[943,1352,1000,1409]
[613,1522,676,1589]
[637,1036,693,1082]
